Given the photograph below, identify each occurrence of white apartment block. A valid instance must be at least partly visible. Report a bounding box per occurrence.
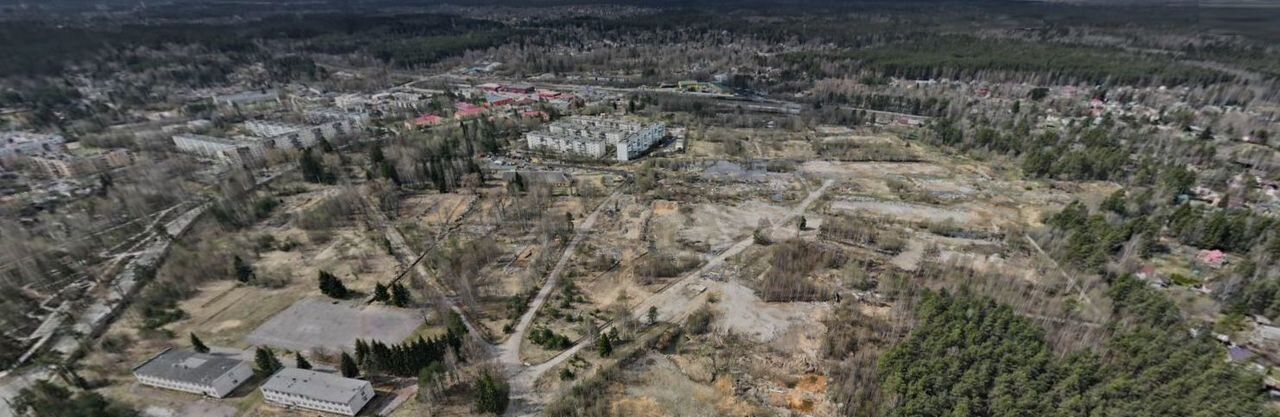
[307,108,370,126]
[132,348,253,398]
[243,119,359,150]
[526,116,666,162]
[172,134,266,166]
[261,368,374,416]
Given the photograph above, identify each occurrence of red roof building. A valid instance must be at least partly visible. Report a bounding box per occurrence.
[406,114,445,128]
[520,110,549,121]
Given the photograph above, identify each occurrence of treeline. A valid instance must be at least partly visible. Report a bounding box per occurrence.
[872,286,1271,417]
[815,92,951,118]
[370,31,516,69]
[0,13,503,78]
[353,312,468,377]
[847,35,1233,87]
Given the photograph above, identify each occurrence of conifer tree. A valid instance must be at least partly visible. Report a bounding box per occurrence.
[390,282,411,307]
[373,282,390,303]
[294,353,312,370]
[190,333,209,353]
[340,352,359,378]
[253,347,282,378]
[232,255,254,283]
[597,333,613,357]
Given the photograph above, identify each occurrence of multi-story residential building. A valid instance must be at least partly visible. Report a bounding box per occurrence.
[1,132,65,159]
[29,148,133,178]
[260,368,374,416]
[172,134,266,166]
[525,116,667,161]
[306,108,370,126]
[131,348,254,398]
[243,118,360,150]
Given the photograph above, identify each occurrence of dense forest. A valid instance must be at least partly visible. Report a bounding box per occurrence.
[867,282,1271,417]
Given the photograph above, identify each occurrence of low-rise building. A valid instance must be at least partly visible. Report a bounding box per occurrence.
[132,348,253,398]
[525,116,666,161]
[29,148,133,178]
[212,90,282,112]
[261,368,374,416]
[1,132,65,159]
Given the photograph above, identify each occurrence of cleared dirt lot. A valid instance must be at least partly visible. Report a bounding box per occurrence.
[245,297,422,352]
[832,198,977,224]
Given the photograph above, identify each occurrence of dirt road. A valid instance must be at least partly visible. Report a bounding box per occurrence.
[503,179,833,415]
[497,190,624,367]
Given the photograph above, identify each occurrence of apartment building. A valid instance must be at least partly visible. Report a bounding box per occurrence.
[261,368,374,416]
[525,116,666,161]
[172,134,266,166]
[243,118,359,150]
[132,348,253,398]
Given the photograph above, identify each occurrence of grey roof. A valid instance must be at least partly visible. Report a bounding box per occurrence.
[174,133,238,146]
[261,368,370,403]
[132,348,247,386]
[1229,345,1256,363]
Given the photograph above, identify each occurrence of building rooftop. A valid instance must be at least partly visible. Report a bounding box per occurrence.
[261,368,370,403]
[2,131,65,147]
[132,348,247,386]
[174,133,239,146]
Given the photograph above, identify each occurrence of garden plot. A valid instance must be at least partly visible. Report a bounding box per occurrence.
[245,297,420,352]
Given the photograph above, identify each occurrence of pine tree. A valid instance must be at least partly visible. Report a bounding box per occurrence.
[233,255,254,283]
[318,270,349,299]
[294,353,312,370]
[340,352,360,378]
[390,283,411,307]
[190,333,209,353]
[597,333,613,357]
[373,283,390,303]
[473,371,510,415]
[253,347,282,378]
[798,216,807,231]
[354,339,370,365]
[647,306,658,325]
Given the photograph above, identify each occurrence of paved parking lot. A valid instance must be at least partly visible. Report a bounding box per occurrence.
[245,297,421,352]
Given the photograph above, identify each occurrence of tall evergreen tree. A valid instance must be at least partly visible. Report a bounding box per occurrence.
[390,282,411,307]
[253,347,282,378]
[597,333,613,357]
[373,282,390,303]
[354,339,370,365]
[232,255,254,283]
[340,352,360,378]
[294,352,312,370]
[189,332,209,353]
[473,371,510,415]
[318,270,349,298]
